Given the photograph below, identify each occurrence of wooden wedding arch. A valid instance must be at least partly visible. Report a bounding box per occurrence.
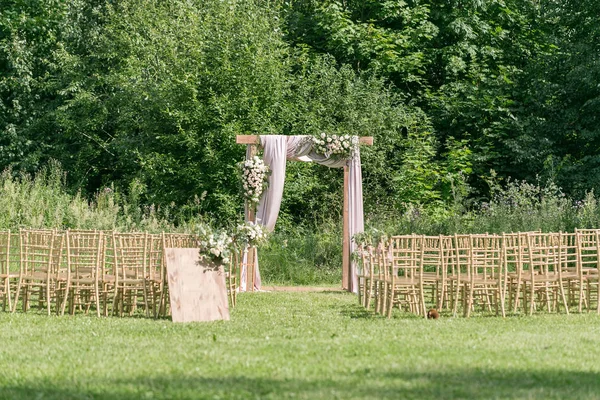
[236,135,373,292]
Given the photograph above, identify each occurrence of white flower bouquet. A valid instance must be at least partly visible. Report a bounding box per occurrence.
[240,155,270,206]
[197,224,234,265]
[312,133,359,159]
[235,221,270,248]
[196,221,270,266]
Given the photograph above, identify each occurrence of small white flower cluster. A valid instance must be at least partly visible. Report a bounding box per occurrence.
[197,224,234,264]
[240,156,269,205]
[312,133,359,159]
[236,221,269,247]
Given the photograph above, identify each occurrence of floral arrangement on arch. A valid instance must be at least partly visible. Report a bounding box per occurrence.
[240,155,270,206]
[311,132,359,159]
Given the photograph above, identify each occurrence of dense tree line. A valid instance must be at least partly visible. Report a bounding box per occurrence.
[1,0,599,226]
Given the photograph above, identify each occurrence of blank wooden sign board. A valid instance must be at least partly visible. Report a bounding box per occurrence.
[165,248,230,322]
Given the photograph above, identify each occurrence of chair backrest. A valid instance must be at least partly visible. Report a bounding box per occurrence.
[453,234,471,280]
[65,230,103,280]
[146,234,164,282]
[469,234,503,282]
[575,228,599,275]
[371,241,385,281]
[502,232,530,275]
[112,232,148,280]
[0,231,10,277]
[440,235,455,279]
[357,244,370,278]
[526,232,561,278]
[162,233,199,248]
[389,235,422,282]
[422,235,443,279]
[8,231,20,276]
[20,229,63,278]
[558,231,578,274]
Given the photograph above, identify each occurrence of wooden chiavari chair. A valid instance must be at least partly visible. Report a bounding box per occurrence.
[357,244,375,309]
[112,231,150,317]
[575,229,600,313]
[460,234,505,317]
[146,233,167,317]
[368,241,385,315]
[502,232,530,313]
[421,235,446,311]
[451,234,471,316]
[386,235,425,318]
[439,235,455,311]
[226,248,239,308]
[63,230,103,316]
[557,231,579,311]
[0,231,20,312]
[520,232,569,314]
[13,229,66,315]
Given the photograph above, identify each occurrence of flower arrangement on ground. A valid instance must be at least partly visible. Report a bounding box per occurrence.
[197,224,234,265]
[196,221,270,266]
[311,133,359,159]
[351,228,389,263]
[240,155,269,206]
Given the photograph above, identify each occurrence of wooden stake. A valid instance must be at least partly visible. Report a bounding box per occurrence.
[342,165,350,291]
[245,144,257,291]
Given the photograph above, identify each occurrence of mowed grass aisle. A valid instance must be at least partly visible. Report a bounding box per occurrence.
[1,291,600,400]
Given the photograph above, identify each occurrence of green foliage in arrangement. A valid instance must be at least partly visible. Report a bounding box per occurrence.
[363,174,600,239]
[1,292,600,399]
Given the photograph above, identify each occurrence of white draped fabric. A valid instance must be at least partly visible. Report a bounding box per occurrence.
[241,135,365,292]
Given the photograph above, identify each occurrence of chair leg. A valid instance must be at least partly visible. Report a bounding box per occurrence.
[142,283,150,318]
[386,286,393,318]
[61,280,70,316]
[595,282,600,314]
[513,281,522,313]
[452,282,461,317]
[464,285,474,318]
[419,284,427,318]
[529,284,535,315]
[23,284,29,312]
[11,278,21,313]
[5,278,12,312]
[499,288,506,318]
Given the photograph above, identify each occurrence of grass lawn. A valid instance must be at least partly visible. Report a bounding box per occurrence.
[1,291,600,399]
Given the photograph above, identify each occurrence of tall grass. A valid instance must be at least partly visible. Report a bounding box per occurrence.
[366,178,600,236]
[0,162,199,232]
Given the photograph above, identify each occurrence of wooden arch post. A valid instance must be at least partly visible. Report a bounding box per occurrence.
[236,135,373,292]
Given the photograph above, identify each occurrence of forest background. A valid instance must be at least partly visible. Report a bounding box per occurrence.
[1,0,599,283]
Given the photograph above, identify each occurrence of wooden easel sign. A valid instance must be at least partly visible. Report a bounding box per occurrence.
[165,248,230,322]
